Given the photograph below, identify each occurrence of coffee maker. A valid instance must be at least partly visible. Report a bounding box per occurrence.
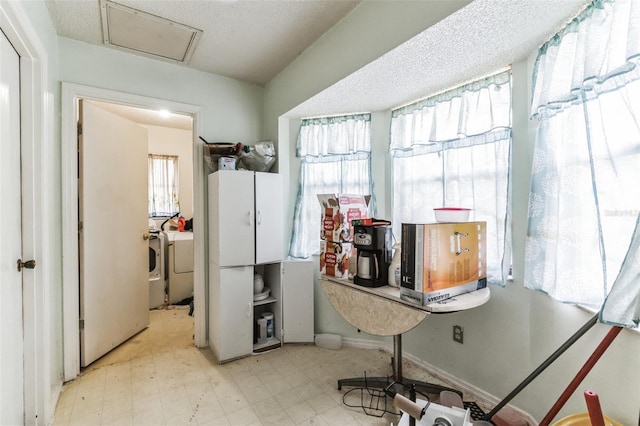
[353,222,393,287]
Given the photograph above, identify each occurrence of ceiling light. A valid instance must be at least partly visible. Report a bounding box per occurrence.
[100,0,202,64]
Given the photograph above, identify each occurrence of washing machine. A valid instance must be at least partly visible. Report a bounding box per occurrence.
[149,232,166,308]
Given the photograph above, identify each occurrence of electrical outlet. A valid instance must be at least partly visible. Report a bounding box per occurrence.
[453,325,464,344]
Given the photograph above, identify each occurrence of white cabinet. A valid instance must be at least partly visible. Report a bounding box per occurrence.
[208,170,313,363]
[280,260,314,343]
[208,260,314,363]
[208,170,284,266]
[208,265,253,362]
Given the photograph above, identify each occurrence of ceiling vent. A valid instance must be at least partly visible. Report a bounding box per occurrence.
[100,0,202,64]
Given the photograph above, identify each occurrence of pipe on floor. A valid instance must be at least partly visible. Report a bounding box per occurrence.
[539,325,623,426]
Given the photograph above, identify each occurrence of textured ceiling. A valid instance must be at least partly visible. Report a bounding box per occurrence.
[47,0,589,124]
[287,0,590,118]
[45,0,360,86]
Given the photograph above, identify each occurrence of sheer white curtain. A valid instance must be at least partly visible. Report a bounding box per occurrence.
[526,0,640,321]
[148,154,179,217]
[390,70,512,286]
[289,114,374,258]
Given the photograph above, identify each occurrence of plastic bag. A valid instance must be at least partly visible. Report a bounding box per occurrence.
[236,141,276,172]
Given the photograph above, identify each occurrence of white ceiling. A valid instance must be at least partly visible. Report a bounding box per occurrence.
[45,0,361,86]
[46,0,589,124]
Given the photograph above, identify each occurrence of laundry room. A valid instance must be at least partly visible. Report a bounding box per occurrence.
[86,100,195,313]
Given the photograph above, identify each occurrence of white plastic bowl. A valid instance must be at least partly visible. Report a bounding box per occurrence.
[434,207,471,222]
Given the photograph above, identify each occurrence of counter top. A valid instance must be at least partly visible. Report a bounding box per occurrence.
[319,276,489,336]
[320,275,490,313]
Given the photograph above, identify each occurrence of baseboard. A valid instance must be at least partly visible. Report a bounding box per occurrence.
[342,337,537,425]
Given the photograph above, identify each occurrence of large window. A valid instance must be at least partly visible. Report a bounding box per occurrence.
[148,154,179,217]
[289,114,374,258]
[526,0,640,323]
[390,70,512,286]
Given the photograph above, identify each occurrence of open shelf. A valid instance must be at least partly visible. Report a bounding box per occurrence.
[253,337,281,353]
[253,296,277,306]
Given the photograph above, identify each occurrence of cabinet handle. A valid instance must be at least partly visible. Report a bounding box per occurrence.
[257,210,262,225]
[248,210,253,226]
[246,302,252,318]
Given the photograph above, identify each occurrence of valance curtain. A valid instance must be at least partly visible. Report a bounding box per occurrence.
[526,0,640,324]
[148,154,179,217]
[390,70,512,286]
[289,114,374,258]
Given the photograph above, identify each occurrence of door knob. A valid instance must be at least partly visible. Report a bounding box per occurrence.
[143,233,150,241]
[17,259,36,272]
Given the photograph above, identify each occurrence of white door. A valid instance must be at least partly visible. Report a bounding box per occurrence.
[0,28,24,425]
[208,170,255,266]
[79,100,150,367]
[208,266,253,362]
[281,260,314,343]
[255,172,284,264]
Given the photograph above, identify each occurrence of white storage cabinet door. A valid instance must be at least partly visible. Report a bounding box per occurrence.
[209,170,255,266]
[255,172,284,264]
[281,260,314,343]
[209,265,253,362]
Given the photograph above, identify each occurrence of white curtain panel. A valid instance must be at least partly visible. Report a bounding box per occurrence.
[289,114,373,258]
[526,0,640,322]
[148,154,179,217]
[390,70,512,286]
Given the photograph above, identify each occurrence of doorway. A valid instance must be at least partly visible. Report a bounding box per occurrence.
[61,83,205,381]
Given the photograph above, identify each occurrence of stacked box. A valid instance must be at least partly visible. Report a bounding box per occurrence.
[317,194,370,278]
[400,222,487,305]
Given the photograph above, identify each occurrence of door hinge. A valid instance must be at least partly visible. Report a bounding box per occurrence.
[77,122,82,135]
[78,221,83,232]
[79,319,84,330]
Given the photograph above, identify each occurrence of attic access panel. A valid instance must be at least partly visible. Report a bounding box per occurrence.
[100,0,202,64]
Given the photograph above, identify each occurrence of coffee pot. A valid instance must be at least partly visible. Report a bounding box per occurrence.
[353,222,392,288]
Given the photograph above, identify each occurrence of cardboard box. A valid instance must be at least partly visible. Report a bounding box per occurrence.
[320,240,353,279]
[317,194,370,243]
[317,194,370,278]
[400,222,487,305]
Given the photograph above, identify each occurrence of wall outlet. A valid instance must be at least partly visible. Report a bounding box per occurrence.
[453,325,464,344]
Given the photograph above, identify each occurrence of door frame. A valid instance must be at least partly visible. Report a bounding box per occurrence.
[61,83,205,381]
[0,1,48,423]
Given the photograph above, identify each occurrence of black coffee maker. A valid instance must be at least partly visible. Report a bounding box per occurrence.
[353,222,393,287]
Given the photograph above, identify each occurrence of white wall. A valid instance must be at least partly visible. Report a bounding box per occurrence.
[265,6,640,426]
[59,38,263,144]
[145,125,194,220]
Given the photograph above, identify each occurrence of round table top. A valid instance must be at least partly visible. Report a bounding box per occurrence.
[320,276,490,336]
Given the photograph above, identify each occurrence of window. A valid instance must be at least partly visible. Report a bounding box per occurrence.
[389,70,512,286]
[527,0,640,324]
[148,154,179,217]
[289,114,374,258]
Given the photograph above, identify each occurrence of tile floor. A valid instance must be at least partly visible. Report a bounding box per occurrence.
[52,307,479,426]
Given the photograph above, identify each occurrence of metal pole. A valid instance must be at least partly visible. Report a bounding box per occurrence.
[394,334,403,381]
[484,314,599,421]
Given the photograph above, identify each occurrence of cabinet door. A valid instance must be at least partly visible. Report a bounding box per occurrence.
[209,265,253,362]
[255,172,284,264]
[281,259,314,343]
[209,170,255,266]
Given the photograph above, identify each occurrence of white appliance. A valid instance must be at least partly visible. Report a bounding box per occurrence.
[149,232,166,309]
[165,231,194,304]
